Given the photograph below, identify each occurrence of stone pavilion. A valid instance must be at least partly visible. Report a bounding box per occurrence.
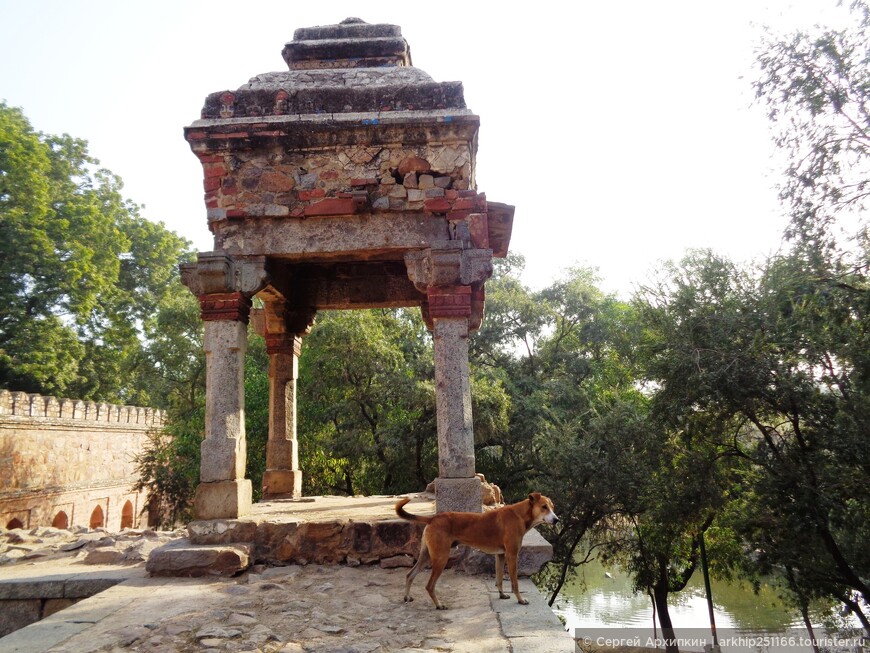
[181,18,514,520]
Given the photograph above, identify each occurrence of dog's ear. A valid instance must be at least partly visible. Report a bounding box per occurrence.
[528,492,541,504]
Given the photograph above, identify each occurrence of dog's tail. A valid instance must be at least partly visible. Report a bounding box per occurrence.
[394,497,433,524]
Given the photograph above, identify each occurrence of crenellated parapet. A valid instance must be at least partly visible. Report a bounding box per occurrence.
[0,390,165,427]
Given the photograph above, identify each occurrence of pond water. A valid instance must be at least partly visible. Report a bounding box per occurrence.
[552,556,800,633]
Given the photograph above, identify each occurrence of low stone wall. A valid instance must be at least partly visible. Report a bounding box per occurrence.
[0,390,164,531]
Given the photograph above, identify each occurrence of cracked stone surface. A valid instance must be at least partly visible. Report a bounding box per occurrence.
[0,563,571,653]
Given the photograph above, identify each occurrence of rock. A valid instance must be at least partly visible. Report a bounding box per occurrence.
[59,539,89,552]
[397,155,431,176]
[279,644,305,653]
[379,554,414,569]
[83,547,127,565]
[227,612,258,626]
[146,538,252,577]
[195,626,242,639]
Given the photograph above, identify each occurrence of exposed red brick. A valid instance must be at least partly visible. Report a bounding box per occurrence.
[297,188,326,201]
[204,163,226,178]
[319,170,339,180]
[204,177,221,192]
[186,131,207,140]
[451,197,475,211]
[445,189,459,200]
[424,198,452,212]
[351,177,379,186]
[303,198,357,217]
[226,209,246,218]
[197,154,224,163]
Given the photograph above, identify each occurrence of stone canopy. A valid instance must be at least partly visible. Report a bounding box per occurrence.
[180,17,515,519]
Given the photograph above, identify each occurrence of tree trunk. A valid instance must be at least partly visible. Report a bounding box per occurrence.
[653,585,679,653]
[842,595,870,638]
[800,600,821,653]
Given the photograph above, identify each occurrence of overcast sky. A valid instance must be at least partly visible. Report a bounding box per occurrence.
[0,1,853,296]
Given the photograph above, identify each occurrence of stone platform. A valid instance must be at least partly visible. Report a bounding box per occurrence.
[147,494,554,578]
[0,562,572,653]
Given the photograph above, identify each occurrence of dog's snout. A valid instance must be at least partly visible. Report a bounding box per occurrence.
[546,511,559,525]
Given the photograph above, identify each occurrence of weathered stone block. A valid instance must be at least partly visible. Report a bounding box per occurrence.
[435,477,482,514]
[194,480,252,520]
[188,518,259,545]
[146,538,252,577]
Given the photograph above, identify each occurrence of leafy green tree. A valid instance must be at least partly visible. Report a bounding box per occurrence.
[473,258,654,604]
[0,102,192,404]
[298,309,438,496]
[637,248,870,635]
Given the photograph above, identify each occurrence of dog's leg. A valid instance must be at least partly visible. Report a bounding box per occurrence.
[495,553,510,599]
[404,540,431,603]
[505,546,529,605]
[425,549,449,610]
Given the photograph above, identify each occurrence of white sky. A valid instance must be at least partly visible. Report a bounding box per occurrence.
[0,1,854,297]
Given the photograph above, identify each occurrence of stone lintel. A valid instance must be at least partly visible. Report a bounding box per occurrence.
[194,480,252,520]
[217,214,449,263]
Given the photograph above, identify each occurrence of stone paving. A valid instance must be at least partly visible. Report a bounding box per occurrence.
[0,522,573,653]
[0,561,572,653]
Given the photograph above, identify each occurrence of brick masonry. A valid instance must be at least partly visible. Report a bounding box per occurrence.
[0,390,164,531]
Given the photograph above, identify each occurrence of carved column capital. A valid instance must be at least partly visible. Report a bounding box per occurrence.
[199,292,253,323]
[181,252,270,297]
[265,333,303,357]
[404,245,494,293]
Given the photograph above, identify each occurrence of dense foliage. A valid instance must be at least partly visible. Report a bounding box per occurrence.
[0,101,193,405]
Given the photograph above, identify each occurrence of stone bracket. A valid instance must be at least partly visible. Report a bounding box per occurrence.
[180,252,270,297]
[404,246,493,293]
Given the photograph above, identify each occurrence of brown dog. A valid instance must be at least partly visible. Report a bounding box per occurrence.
[394,492,559,609]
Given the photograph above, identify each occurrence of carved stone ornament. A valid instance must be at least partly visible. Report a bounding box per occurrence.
[404,246,494,293]
[180,253,270,296]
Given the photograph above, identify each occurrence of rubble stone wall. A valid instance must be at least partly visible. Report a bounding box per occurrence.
[201,142,477,224]
[0,390,164,531]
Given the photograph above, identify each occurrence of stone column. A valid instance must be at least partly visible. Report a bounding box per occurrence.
[262,333,303,499]
[181,253,269,520]
[406,246,494,513]
[431,309,480,512]
[196,292,252,519]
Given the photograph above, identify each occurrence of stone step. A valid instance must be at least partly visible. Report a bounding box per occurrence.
[145,539,252,577]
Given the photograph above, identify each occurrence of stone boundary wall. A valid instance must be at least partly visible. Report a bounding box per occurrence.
[0,390,165,532]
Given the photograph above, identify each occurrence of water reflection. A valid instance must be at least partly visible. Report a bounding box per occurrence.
[553,556,800,633]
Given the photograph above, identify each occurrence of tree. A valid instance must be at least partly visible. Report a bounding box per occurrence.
[637,248,870,636]
[472,259,653,604]
[754,0,870,261]
[298,308,439,496]
[0,102,193,404]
